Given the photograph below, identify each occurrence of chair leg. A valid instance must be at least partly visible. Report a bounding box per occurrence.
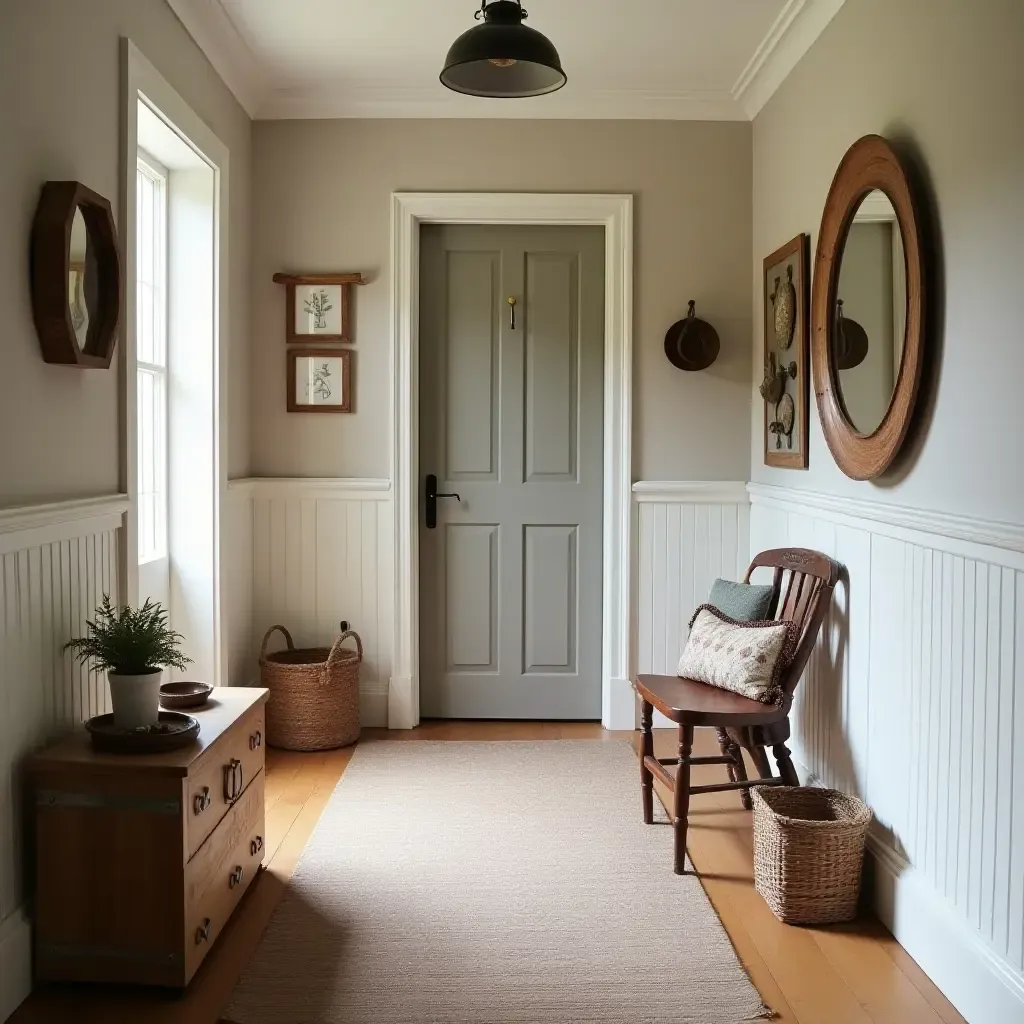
[718,728,752,810]
[639,699,654,824]
[751,745,773,779]
[673,724,694,875]
[773,742,800,786]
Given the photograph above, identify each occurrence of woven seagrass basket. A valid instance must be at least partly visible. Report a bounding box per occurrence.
[752,785,872,925]
[259,625,362,751]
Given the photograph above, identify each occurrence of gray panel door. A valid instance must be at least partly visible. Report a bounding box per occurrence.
[419,224,604,719]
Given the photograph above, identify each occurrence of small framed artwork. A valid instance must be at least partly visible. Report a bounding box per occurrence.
[272,272,364,343]
[761,234,810,469]
[288,348,352,413]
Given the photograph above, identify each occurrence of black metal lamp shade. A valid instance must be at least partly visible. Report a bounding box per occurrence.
[441,1,566,98]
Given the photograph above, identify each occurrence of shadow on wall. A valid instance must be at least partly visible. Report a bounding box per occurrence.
[794,564,863,801]
[875,123,946,489]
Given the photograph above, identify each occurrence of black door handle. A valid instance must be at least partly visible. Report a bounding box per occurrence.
[425,474,460,529]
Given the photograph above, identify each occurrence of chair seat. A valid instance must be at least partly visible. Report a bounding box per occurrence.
[634,674,788,727]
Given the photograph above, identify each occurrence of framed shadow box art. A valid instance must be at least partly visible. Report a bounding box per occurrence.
[760,234,810,468]
[288,349,352,413]
[273,272,363,343]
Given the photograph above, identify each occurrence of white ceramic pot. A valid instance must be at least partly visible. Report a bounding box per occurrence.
[108,669,162,730]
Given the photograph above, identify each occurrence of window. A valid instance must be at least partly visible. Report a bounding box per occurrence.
[136,153,168,564]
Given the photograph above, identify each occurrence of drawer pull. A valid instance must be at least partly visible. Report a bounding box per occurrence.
[249,729,262,750]
[193,787,211,815]
[250,835,264,857]
[195,918,211,944]
[224,758,242,802]
[229,865,244,889]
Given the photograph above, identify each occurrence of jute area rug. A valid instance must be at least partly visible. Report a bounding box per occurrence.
[226,741,771,1023]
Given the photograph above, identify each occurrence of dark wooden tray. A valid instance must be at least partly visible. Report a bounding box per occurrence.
[159,681,213,710]
[85,711,200,754]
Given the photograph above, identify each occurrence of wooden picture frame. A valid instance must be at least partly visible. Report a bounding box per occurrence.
[811,135,925,480]
[272,272,363,343]
[288,348,352,413]
[30,181,121,368]
[761,233,810,468]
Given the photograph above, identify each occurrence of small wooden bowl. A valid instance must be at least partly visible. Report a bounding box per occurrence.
[86,712,200,753]
[159,681,213,710]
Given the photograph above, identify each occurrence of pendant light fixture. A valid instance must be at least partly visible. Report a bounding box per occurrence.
[441,1,566,98]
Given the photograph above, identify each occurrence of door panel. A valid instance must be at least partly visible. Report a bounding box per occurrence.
[444,523,499,671]
[523,524,577,674]
[420,224,604,719]
[444,250,500,480]
[524,252,580,483]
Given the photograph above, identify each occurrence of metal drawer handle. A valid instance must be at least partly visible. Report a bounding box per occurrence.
[249,729,262,750]
[250,835,264,857]
[224,758,242,802]
[229,865,244,889]
[195,918,211,944]
[193,787,211,815]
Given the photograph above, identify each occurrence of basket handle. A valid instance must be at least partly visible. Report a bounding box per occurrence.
[259,624,295,663]
[325,628,363,672]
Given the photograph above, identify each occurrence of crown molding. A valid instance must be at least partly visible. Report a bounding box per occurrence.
[165,0,268,118]
[732,0,847,119]
[257,85,748,122]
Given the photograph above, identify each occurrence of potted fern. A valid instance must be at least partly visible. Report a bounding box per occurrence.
[64,595,191,730]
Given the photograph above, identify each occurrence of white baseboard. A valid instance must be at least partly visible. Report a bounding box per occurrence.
[388,675,415,730]
[359,688,389,729]
[0,911,31,1022]
[603,676,636,731]
[790,755,1024,1024]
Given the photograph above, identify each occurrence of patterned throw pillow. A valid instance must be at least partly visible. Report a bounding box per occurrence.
[677,604,798,705]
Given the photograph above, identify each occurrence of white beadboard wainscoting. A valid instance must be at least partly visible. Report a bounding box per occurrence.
[0,496,127,1021]
[226,480,393,727]
[633,482,750,728]
[749,482,1024,1024]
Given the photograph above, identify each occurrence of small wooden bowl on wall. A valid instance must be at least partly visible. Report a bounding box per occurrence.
[159,681,214,710]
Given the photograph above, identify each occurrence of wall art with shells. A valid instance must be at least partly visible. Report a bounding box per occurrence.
[760,234,809,469]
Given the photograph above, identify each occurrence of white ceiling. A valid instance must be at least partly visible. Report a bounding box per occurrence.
[167,0,846,120]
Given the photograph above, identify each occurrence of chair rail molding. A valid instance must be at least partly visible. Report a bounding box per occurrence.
[632,481,750,505]
[391,192,633,731]
[749,482,1024,565]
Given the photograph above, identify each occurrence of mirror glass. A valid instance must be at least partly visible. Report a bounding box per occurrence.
[68,206,93,346]
[832,189,908,434]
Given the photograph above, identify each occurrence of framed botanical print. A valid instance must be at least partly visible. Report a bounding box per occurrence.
[272,272,363,343]
[288,348,352,413]
[761,234,810,469]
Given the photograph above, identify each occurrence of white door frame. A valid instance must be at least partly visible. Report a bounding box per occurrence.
[388,192,634,730]
[120,39,229,684]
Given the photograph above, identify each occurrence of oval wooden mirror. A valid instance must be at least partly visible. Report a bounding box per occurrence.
[811,135,925,479]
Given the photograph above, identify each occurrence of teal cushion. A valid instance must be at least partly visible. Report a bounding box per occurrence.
[707,578,774,622]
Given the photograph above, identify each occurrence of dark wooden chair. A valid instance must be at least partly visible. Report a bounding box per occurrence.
[635,547,841,874]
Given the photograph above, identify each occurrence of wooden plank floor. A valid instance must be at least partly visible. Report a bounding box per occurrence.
[13,723,966,1024]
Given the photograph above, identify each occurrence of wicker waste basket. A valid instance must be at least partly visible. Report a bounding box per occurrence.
[752,785,872,925]
[259,625,362,751]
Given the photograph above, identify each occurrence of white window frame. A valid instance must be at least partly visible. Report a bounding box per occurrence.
[135,150,169,566]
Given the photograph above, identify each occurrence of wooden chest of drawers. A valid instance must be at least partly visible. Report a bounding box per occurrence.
[30,687,269,988]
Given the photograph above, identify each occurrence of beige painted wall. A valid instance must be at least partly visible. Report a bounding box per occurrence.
[251,119,752,482]
[0,0,252,506]
[751,0,1024,524]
